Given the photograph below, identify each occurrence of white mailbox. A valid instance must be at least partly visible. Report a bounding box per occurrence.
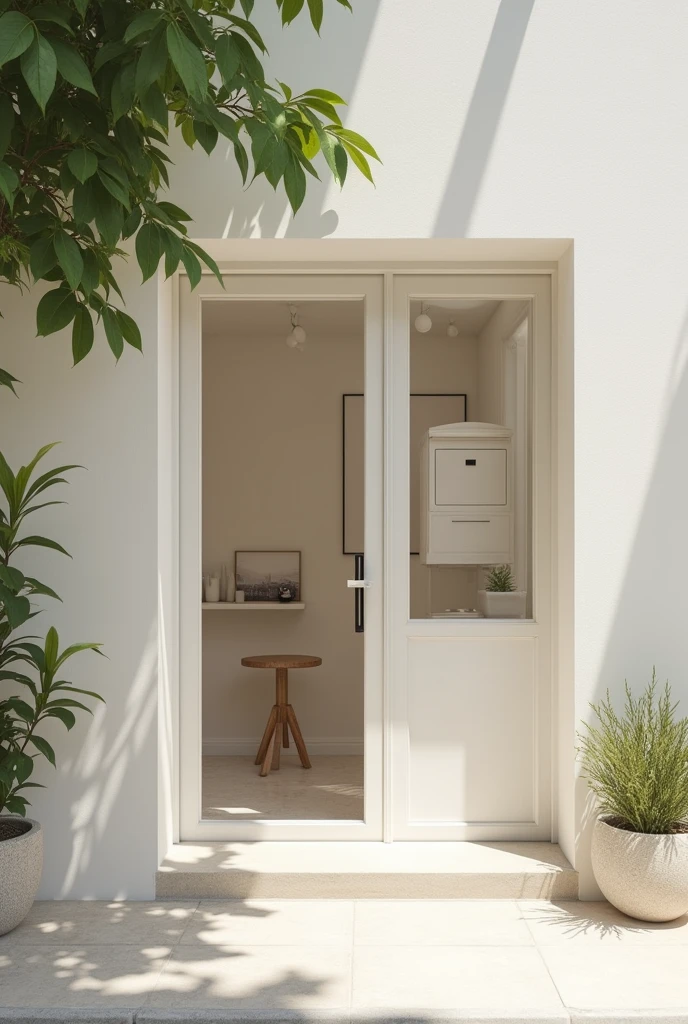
[420,422,514,565]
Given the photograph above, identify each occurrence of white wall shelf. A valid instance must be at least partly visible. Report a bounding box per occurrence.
[202,602,306,611]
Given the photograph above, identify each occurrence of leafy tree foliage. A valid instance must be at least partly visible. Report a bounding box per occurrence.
[0,0,379,370]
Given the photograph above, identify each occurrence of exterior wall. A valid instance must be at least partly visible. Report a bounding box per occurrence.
[2,0,687,896]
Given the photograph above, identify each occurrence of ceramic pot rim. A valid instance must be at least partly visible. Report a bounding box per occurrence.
[597,815,688,840]
[0,816,41,849]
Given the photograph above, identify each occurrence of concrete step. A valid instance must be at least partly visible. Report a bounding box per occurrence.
[156,840,577,900]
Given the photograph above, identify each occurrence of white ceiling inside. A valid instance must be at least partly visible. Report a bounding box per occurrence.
[201,297,501,339]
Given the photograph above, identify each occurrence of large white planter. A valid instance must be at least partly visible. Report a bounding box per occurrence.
[477,590,526,619]
[0,816,43,936]
[592,816,688,922]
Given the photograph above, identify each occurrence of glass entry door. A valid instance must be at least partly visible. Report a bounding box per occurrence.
[178,274,384,840]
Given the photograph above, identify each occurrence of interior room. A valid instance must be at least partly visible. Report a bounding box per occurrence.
[200,294,531,821]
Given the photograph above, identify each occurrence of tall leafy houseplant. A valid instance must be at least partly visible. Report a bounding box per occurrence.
[579,672,688,922]
[0,0,379,370]
[0,444,103,817]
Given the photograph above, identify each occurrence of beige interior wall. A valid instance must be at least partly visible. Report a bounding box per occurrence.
[476,300,527,423]
[202,316,477,747]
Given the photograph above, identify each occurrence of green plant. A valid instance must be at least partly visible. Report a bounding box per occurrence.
[0,0,379,371]
[0,443,103,816]
[485,564,516,592]
[578,671,688,834]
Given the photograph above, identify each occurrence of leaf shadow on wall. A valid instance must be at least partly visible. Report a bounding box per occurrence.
[167,2,381,240]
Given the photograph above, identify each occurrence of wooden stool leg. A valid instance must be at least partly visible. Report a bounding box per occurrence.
[283,720,289,748]
[255,706,278,765]
[271,709,282,771]
[260,720,279,777]
[286,704,311,769]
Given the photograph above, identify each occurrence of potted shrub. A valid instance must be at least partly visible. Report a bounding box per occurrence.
[477,565,526,618]
[579,672,688,922]
[0,445,103,936]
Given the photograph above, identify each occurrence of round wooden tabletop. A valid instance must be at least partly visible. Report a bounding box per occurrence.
[241,654,322,670]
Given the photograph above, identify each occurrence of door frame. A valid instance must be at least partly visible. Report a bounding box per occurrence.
[157,240,574,855]
[176,274,384,841]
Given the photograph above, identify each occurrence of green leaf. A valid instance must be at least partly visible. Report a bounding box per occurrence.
[281,0,305,26]
[227,15,266,52]
[36,287,78,336]
[73,180,96,224]
[302,87,346,105]
[93,40,128,72]
[306,0,323,32]
[0,12,34,68]
[116,309,142,351]
[341,139,373,182]
[93,185,124,246]
[140,82,168,128]
[13,534,70,557]
[29,734,56,766]
[166,22,207,101]
[284,152,306,212]
[300,95,342,125]
[54,231,84,290]
[0,160,18,209]
[111,61,136,122]
[97,168,130,208]
[102,306,123,360]
[134,26,168,95]
[71,304,94,364]
[331,126,380,161]
[0,582,31,628]
[47,697,91,713]
[193,119,218,155]
[0,565,24,591]
[121,204,142,240]
[20,34,57,113]
[50,36,96,94]
[180,244,201,288]
[80,248,99,294]
[0,368,20,395]
[239,0,254,14]
[4,795,28,815]
[67,148,97,183]
[135,221,163,282]
[124,9,164,43]
[334,139,347,185]
[161,227,183,277]
[233,140,249,183]
[29,236,56,281]
[5,697,33,722]
[52,683,104,702]
[46,706,76,729]
[55,640,103,668]
[215,33,240,89]
[0,94,15,159]
[31,4,74,32]
[23,576,61,600]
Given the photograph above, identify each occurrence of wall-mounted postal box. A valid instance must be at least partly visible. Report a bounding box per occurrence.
[420,422,513,565]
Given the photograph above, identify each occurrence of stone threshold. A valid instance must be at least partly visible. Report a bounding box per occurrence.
[156,841,578,900]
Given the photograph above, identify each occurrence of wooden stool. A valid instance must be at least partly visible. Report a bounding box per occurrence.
[241,654,322,777]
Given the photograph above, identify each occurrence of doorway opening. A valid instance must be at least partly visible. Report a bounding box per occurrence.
[200,298,365,822]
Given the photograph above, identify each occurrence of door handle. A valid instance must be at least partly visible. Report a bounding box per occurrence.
[349,553,367,633]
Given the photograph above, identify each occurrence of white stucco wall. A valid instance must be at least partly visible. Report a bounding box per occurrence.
[2,0,687,897]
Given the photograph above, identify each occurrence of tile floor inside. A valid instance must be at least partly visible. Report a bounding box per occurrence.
[1,898,688,1021]
[202,754,364,820]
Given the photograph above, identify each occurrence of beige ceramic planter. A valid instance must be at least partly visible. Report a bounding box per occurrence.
[592,816,688,922]
[0,816,43,936]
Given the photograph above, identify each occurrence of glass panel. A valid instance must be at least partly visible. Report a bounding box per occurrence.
[201,299,365,818]
[409,298,532,619]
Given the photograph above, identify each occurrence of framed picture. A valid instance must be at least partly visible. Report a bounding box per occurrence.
[235,550,301,602]
[342,393,467,555]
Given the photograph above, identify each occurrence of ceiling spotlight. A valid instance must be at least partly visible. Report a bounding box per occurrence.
[286,305,307,350]
[447,320,459,338]
[414,303,432,333]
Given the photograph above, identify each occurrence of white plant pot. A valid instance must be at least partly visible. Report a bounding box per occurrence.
[0,817,43,936]
[476,590,526,619]
[592,816,688,922]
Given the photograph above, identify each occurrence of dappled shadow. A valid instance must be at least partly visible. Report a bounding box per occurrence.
[522,899,688,940]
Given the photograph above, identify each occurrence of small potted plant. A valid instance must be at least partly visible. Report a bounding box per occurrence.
[579,672,688,922]
[0,445,103,935]
[477,565,526,618]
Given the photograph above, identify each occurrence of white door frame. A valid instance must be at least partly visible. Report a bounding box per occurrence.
[158,240,572,853]
[177,274,384,840]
